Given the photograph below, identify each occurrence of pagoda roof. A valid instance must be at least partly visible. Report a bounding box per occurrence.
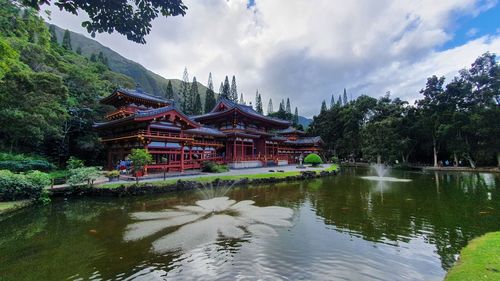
[277,127,305,135]
[193,97,290,127]
[284,136,323,145]
[94,105,201,129]
[100,88,172,107]
[184,127,226,137]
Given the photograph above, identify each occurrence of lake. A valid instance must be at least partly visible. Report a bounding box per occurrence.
[0,167,499,280]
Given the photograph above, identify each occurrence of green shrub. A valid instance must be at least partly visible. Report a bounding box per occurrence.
[0,170,50,201]
[304,153,323,167]
[68,167,101,187]
[66,156,84,170]
[128,149,152,173]
[0,159,56,172]
[0,152,43,161]
[201,161,229,173]
[105,170,120,178]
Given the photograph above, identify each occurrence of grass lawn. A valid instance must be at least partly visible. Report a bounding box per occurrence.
[0,200,31,214]
[100,164,338,189]
[445,231,500,281]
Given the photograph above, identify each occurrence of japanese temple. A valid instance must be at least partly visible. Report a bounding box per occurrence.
[94,87,323,172]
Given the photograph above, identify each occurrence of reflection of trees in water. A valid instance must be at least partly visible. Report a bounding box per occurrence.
[306,173,499,269]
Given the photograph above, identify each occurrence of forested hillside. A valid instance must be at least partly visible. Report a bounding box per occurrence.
[0,0,138,165]
[49,24,210,104]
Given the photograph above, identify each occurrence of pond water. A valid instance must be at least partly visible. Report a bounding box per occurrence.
[0,167,499,280]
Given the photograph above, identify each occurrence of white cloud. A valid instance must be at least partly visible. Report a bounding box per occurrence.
[44,0,500,117]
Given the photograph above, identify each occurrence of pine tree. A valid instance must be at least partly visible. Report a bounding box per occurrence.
[337,94,342,107]
[321,100,327,113]
[204,73,216,113]
[286,98,291,114]
[330,94,335,109]
[294,107,299,125]
[219,82,223,95]
[221,76,230,99]
[48,25,57,43]
[279,99,285,112]
[90,53,97,62]
[189,76,199,114]
[239,93,245,104]
[165,80,174,99]
[62,29,72,50]
[343,88,348,105]
[181,67,190,112]
[267,98,274,115]
[76,46,82,55]
[230,75,238,102]
[256,92,263,114]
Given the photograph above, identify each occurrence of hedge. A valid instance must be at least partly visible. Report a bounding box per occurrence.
[0,160,56,172]
[0,170,50,201]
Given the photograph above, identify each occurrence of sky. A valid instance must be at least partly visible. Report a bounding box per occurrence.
[44,0,500,118]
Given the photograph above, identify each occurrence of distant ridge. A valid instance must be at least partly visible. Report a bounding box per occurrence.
[49,24,209,104]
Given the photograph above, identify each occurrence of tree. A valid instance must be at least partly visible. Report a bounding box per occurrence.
[21,0,188,44]
[330,94,335,109]
[221,76,230,99]
[230,75,238,102]
[255,91,263,114]
[267,98,274,115]
[343,88,348,106]
[320,100,327,113]
[189,76,201,115]
[165,80,174,99]
[89,53,97,62]
[204,73,216,113]
[239,93,245,104]
[337,94,342,107]
[181,67,189,112]
[76,46,82,55]
[219,82,223,95]
[128,148,152,183]
[293,107,299,125]
[48,25,57,43]
[62,29,72,50]
[286,98,291,114]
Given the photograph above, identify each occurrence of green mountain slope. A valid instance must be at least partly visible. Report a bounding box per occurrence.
[49,24,209,104]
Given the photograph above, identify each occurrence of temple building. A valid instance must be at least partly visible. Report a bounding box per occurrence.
[94,87,323,172]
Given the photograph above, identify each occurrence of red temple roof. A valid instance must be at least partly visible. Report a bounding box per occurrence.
[100,88,172,108]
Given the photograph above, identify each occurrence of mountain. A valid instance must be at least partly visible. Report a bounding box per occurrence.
[298,116,312,129]
[49,24,210,104]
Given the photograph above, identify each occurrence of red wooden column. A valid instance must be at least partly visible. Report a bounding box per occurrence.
[233,139,236,162]
[180,142,184,172]
[241,139,244,160]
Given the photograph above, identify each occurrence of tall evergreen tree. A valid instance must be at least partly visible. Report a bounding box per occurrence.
[321,100,327,113]
[76,46,82,55]
[181,67,190,112]
[256,92,263,114]
[279,99,285,112]
[330,94,335,109]
[294,107,299,125]
[239,93,245,104]
[62,29,72,50]
[286,98,291,114]
[343,88,348,105]
[267,98,274,115]
[230,75,238,102]
[48,25,57,43]
[189,76,200,114]
[204,73,216,113]
[337,94,342,107]
[221,76,230,99]
[219,82,223,95]
[165,80,174,99]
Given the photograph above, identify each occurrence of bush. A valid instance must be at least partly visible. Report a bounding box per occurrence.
[201,161,229,173]
[0,170,50,201]
[128,149,152,174]
[68,167,101,187]
[0,159,56,172]
[66,156,84,170]
[105,170,120,178]
[304,153,323,167]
